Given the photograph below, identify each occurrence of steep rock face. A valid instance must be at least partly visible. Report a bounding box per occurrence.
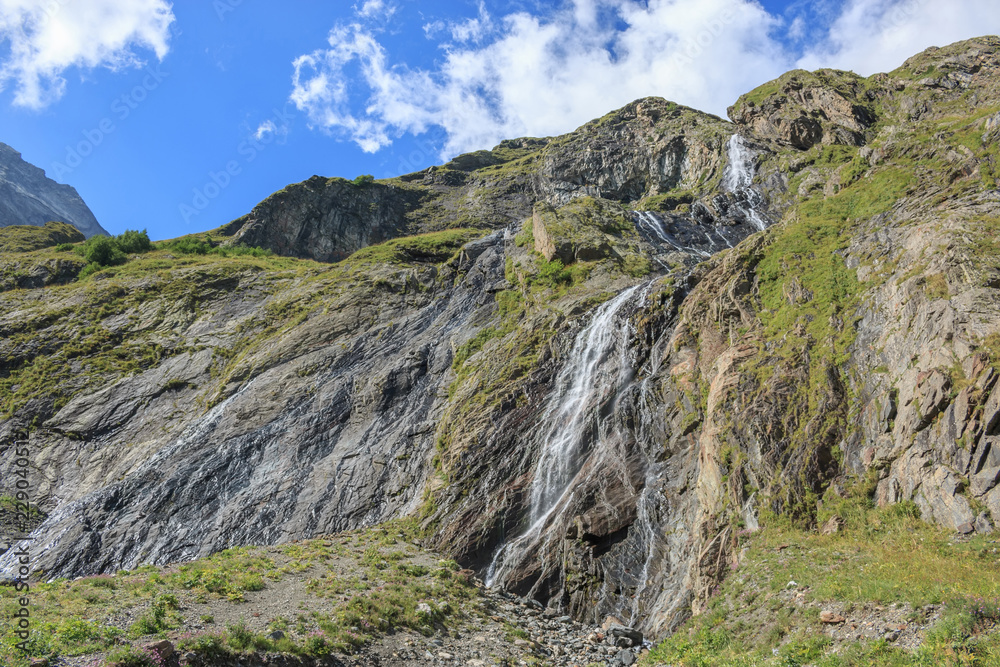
[222,176,422,262]
[0,232,505,573]
[222,98,734,264]
[0,143,107,238]
[533,98,730,205]
[728,69,877,149]
[426,35,1000,632]
[2,36,1000,645]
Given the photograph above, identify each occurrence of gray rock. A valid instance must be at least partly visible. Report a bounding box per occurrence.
[616,648,637,665]
[971,467,1000,497]
[0,142,106,237]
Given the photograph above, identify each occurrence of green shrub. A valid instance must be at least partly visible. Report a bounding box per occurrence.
[535,258,572,287]
[352,174,375,186]
[103,645,160,667]
[77,229,153,273]
[115,229,153,254]
[161,238,211,255]
[83,235,127,267]
[225,620,255,650]
[158,238,272,258]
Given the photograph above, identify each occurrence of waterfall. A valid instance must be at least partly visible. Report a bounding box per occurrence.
[486,284,643,587]
[485,134,775,611]
[722,134,769,232]
[528,285,641,522]
[632,211,713,259]
[722,134,755,192]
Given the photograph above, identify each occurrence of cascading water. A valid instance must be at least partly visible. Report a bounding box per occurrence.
[722,134,755,192]
[485,284,643,587]
[722,134,770,232]
[528,285,641,522]
[485,134,777,622]
[633,211,713,259]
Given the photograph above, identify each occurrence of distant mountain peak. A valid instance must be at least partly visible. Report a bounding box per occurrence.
[0,142,107,238]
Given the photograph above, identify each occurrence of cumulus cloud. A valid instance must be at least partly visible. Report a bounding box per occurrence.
[798,0,1000,74]
[0,0,175,109]
[425,2,493,44]
[291,0,787,158]
[288,0,1000,159]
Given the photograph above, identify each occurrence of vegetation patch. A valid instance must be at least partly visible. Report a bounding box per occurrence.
[644,491,1000,666]
[345,229,485,266]
[0,521,475,667]
[0,221,85,253]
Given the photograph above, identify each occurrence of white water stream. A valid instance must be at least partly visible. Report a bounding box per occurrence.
[485,133,773,610]
[485,285,643,587]
[722,134,769,232]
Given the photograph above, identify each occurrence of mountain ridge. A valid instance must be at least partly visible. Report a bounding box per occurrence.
[1,35,1000,666]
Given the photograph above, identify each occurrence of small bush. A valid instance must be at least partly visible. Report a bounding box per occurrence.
[77,229,153,274]
[352,174,375,186]
[83,235,127,267]
[161,238,211,255]
[115,229,153,254]
[103,645,162,667]
[535,258,573,287]
[225,620,256,650]
[128,594,178,637]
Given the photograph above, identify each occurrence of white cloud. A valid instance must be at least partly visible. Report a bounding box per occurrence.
[797,0,1000,74]
[449,2,492,44]
[423,3,492,44]
[288,0,1000,160]
[356,0,396,20]
[291,0,787,158]
[0,0,175,109]
[255,120,276,141]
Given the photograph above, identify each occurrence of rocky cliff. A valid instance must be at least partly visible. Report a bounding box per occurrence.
[0,143,107,238]
[1,36,1000,648]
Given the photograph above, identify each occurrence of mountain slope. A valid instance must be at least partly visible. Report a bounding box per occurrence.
[0,142,108,238]
[1,35,1000,666]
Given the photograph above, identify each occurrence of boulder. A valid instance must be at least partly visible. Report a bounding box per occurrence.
[820,611,846,624]
[610,625,643,647]
[144,640,175,660]
[971,466,1000,497]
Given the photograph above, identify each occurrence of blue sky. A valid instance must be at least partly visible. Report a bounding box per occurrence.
[0,0,997,241]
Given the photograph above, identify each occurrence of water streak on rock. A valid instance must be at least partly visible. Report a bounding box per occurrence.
[722,134,769,232]
[486,284,644,587]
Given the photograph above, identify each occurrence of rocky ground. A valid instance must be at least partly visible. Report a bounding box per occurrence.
[39,585,651,667]
[5,524,650,667]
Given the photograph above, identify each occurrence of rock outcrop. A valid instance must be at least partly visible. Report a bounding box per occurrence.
[2,35,1000,646]
[0,143,107,238]
[221,98,734,264]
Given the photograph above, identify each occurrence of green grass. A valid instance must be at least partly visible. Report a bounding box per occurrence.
[0,221,84,253]
[0,521,476,667]
[734,68,866,110]
[452,327,511,370]
[345,228,485,266]
[636,191,695,213]
[644,492,1000,667]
